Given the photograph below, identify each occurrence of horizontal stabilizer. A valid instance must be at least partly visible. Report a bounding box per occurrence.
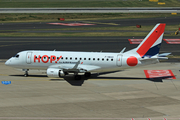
[158,53,171,57]
[140,57,168,61]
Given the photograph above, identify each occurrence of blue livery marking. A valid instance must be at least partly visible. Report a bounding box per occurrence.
[142,43,161,58]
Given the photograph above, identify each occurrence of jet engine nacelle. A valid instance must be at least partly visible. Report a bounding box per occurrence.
[47,68,65,78]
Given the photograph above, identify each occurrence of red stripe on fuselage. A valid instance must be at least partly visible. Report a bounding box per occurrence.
[136,24,165,57]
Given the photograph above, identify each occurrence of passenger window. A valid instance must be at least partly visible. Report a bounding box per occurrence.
[89,58,91,60]
[107,59,109,61]
[70,57,72,60]
[66,57,68,60]
[80,58,82,60]
[84,58,86,60]
[111,59,113,61]
[61,57,63,60]
[93,58,95,60]
[75,57,77,60]
[97,58,100,61]
[102,58,104,61]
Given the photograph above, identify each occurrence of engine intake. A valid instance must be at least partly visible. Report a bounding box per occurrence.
[47,68,65,78]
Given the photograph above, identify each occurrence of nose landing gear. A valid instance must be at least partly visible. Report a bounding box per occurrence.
[23,69,29,77]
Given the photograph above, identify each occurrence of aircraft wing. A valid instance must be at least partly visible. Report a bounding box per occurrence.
[48,62,101,73]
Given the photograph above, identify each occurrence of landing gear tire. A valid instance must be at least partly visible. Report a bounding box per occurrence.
[24,74,28,77]
[84,72,91,77]
[74,75,81,80]
[24,71,28,77]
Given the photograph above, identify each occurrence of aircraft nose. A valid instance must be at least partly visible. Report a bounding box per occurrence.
[5,59,11,65]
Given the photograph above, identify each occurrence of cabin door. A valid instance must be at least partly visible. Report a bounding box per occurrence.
[116,54,122,67]
[26,52,32,64]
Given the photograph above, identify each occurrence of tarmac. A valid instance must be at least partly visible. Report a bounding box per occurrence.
[0,16,180,119]
[0,60,180,119]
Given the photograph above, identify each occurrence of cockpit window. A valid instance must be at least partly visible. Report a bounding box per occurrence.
[14,54,19,58]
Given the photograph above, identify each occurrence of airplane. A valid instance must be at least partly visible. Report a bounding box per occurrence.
[5,23,167,80]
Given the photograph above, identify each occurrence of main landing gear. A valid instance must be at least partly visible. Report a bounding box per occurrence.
[74,72,91,80]
[84,72,91,77]
[74,72,81,80]
[74,75,81,80]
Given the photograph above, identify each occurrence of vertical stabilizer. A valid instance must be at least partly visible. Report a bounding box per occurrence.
[136,23,166,57]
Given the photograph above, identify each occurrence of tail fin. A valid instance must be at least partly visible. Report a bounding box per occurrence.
[136,23,166,58]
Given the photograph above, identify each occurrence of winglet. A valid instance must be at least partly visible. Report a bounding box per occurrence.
[72,60,80,69]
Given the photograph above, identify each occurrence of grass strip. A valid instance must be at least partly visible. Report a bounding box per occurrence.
[0,32,178,37]
[168,55,180,58]
[1,24,179,33]
[0,13,180,23]
[29,24,179,31]
[0,0,180,7]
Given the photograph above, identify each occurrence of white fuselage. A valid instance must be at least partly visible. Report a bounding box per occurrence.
[5,50,158,73]
[4,23,166,79]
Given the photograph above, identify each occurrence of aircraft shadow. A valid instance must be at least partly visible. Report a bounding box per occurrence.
[10,72,175,86]
[97,70,123,75]
[50,76,85,86]
[50,73,172,86]
[146,76,176,82]
[89,75,163,82]
[50,70,123,86]
[10,74,47,77]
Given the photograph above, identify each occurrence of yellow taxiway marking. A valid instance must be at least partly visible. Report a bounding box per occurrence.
[171,13,177,15]
[90,79,146,80]
[0,74,146,81]
[0,79,64,82]
[158,2,165,5]
[0,74,8,76]
[1,80,50,82]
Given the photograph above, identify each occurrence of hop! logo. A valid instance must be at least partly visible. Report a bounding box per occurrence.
[34,55,62,63]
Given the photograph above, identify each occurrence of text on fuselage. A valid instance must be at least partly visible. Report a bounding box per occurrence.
[34,55,62,63]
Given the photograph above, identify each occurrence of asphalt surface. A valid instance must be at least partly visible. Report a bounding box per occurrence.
[0,16,180,30]
[0,36,180,59]
[0,62,180,118]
